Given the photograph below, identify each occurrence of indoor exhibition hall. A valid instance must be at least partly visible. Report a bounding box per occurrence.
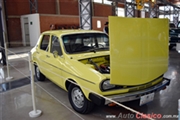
[0,0,180,120]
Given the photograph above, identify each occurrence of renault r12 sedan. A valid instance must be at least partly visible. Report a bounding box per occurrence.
[31,29,170,114]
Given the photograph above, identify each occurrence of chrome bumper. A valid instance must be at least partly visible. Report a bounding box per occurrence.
[104,78,170,105]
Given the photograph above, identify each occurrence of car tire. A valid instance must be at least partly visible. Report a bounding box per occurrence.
[35,65,45,81]
[68,84,94,114]
[169,45,174,50]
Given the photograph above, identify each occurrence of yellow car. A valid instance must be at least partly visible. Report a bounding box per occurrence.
[31,29,170,114]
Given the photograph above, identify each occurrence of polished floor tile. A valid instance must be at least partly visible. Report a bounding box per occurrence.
[0,85,84,120]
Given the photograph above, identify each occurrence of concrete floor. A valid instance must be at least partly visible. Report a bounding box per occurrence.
[0,47,180,120]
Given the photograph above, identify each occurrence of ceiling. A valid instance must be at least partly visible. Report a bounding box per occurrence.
[109,0,180,7]
[169,0,180,4]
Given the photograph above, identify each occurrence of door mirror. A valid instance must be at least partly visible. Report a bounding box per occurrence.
[53,50,58,58]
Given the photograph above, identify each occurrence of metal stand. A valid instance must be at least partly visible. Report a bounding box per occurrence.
[29,110,42,118]
[178,99,180,120]
[3,33,13,80]
[28,53,42,118]
[0,8,6,66]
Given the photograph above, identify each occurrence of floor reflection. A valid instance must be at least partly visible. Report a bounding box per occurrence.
[0,78,30,93]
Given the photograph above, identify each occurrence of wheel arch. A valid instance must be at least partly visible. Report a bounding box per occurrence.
[65,79,77,91]
[33,62,42,72]
[33,62,37,66]
[65,78,92,102]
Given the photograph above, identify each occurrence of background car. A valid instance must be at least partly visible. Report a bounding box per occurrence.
[169,29,180,49]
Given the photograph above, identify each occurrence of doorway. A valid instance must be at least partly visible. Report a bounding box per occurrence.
[23,18,30,46]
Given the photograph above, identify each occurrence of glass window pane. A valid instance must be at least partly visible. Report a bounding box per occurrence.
[117,8,124,17]
[40,35,50,51]
[104,0,111,5]
[62,33,109,54]
[51,35,62,56]
[94,0,102,3]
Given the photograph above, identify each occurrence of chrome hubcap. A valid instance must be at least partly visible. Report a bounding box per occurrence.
[71,87,84,108]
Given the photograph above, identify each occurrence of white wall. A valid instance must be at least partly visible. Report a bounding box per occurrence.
[21,13,40,47]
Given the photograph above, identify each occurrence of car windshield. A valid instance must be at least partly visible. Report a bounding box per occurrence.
[62,33,109,54]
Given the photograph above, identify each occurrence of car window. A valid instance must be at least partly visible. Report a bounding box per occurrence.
[62,33,109,54]
[50,35,62,56]
[40,35,50,51]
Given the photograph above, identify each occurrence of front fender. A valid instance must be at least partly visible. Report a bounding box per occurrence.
[62,58,105,99]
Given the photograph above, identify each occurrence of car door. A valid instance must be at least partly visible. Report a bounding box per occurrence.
[35,34,52,76]
[44,34,64,87]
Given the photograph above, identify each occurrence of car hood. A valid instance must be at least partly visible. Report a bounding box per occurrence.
[64,18,168,86]
[109,17,168,86]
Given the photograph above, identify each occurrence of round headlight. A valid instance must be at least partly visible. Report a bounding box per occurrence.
[101,79,116,91]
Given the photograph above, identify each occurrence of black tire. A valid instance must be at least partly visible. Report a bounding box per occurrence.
[68,84,94,114]
[169,45,174,50]
[34,65,45,81]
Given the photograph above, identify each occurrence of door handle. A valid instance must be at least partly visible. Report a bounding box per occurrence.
[46,55,50,58]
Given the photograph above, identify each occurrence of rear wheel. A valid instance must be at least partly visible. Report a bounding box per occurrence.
[35,65,45,81]
[68,84,94,114]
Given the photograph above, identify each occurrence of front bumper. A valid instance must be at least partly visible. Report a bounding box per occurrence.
[89,78,170,105]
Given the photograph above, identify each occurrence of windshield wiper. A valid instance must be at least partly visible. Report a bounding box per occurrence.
[88,49,96,53]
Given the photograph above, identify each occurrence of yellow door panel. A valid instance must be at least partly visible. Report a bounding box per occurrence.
[109,17,168,85]
[45,52,64,87]
[37,49,51,76]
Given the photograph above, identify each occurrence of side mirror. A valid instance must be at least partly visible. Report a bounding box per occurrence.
[53,50,58,58]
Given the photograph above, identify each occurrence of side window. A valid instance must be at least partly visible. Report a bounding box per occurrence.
[51,35,62,56]
[40,35,50,51]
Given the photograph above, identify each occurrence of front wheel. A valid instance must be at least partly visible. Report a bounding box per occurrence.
[34,65,45,81]
[68,84,94,114]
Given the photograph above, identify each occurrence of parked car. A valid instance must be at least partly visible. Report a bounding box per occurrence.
[169,23,176,29]
[31,29,170,114]
[169,29,180,49]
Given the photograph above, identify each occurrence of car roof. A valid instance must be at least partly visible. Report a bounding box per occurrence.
[42,29,104,36]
